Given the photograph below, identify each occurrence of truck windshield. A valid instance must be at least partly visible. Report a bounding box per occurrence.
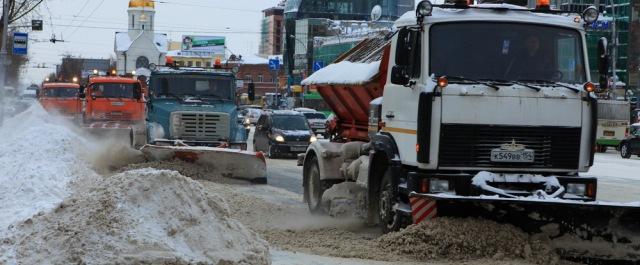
[151,75,233,100]
[43,88,78,98]
[92,83,138,99]
[303,112,326,120]
[272,115,310,131]
[430,23,586,84]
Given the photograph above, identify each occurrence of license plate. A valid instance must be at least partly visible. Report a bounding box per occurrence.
[603,131,615,137]
[290,146,307,152]
[111,102,125,106]
[315,129,326,133]
[491,150,534,163]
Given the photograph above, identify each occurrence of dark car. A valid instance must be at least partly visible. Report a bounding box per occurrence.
[253,110,317,158]
[619,123,640,158]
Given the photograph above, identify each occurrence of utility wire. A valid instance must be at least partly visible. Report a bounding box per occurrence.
[67,0,105,38]
[61,0,89,35]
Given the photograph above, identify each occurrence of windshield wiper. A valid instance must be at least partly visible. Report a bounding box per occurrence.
[159,93,183,101]
[446,76,502,90]
[517,79,580,93]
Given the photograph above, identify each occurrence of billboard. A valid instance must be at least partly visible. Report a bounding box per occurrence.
[181,35,225,55]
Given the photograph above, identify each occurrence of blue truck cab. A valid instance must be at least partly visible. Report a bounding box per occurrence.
[146,68,246,149]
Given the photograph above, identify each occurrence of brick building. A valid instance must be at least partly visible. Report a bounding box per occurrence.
[259,4,285,57]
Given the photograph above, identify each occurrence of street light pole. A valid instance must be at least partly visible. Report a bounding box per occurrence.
[0,0,10,127]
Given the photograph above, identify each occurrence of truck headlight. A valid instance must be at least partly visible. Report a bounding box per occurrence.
[566,183,586,196]
[244,118,251,124]
[429,179,450,193]
[275,135,285,142]
[310,135,317,143]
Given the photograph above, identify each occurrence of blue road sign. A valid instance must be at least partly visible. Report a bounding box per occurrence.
[313,61,325,72]
[13,32,28,56]
[269,59,280,71]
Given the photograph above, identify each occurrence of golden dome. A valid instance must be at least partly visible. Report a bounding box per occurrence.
[129,0,154,8]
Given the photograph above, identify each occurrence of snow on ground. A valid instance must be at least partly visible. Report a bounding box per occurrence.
[0,106,271,264]
[0,104,96,236]
[7,169,270,265]
[585,151,640,202]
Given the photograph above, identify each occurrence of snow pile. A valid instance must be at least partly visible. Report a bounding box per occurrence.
[301,61,381,85]
[7,169,270,265]
[0,104,95,235]
[377,218,559,264]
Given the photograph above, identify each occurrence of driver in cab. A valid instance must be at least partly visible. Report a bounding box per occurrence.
[508,34,554,81]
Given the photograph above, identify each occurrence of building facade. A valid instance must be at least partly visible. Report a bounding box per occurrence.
[558,0,633,95]
[259,5,285,57]
[283,0,414,83]
[114,0,168,76]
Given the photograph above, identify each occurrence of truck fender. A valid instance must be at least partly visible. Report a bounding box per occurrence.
[366,133,402,223]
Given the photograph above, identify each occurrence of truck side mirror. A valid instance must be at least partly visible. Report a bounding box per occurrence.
[78,86,86,98]
[134,85,143,100]
[391,65,410,85]
[598,37,610,90]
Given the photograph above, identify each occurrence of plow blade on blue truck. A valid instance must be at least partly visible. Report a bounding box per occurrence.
[410,194,640,264]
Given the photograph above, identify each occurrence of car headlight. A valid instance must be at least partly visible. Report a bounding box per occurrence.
[429,179,450,193]
[310,135,317,143]
[244,118,251,124]
[566,183,586,196]
[275,135,285,142]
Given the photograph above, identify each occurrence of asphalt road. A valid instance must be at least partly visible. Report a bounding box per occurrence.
[247,126,304,194]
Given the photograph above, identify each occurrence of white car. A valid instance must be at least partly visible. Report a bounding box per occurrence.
[300,111,328,136]
[242,108,262,125]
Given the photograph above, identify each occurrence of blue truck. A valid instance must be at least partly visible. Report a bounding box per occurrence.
[145,68,246,148]
[141,67,267,183]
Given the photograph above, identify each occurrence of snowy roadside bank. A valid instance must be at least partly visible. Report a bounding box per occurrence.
[0,106,271,264]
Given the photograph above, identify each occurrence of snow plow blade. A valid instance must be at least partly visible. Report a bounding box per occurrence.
[140,144,267,183]
[411,194,640,264]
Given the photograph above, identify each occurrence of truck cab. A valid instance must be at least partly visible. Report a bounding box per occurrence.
[39,82,82,118]
[83,76,146,123]
[145,68,246,148]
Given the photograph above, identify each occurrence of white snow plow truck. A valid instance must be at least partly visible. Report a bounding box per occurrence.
[299,1,640,264]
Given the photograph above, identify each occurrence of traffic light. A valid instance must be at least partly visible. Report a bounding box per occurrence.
[248,82,255,101]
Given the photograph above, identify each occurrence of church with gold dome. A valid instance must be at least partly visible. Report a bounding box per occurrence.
[114,0,168,76]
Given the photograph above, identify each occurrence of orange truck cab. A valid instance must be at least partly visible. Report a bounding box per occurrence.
[81,76,147,146]
[39,83,82,118]
[83,76,145,123]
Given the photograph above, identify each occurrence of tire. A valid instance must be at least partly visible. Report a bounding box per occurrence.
[378,169,406,233]
[621,143,632,159]
[596,144,607,153]
[305,156,325,214]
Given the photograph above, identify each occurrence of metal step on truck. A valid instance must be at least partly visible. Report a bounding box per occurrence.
[140,64,267,183]
[298,0,640,263]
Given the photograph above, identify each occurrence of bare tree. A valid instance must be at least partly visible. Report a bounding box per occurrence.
[1,0,44,25]
[57,54,83,82]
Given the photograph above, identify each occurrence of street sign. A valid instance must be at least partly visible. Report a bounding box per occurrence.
[31,20,43,31]
[313,61,325,72]
[268,58,280,71]
[12,32,28,56]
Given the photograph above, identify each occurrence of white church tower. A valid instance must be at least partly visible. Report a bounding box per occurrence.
[114,0,167,76]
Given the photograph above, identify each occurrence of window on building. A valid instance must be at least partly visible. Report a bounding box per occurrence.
[142,24,145,30]
[206,62,211,68]
[196,61,202,67]
[258,74,264,83]
[131,15,135,28]
[187,61,193,67]
[136,56,150,69]
[244,75,252,82]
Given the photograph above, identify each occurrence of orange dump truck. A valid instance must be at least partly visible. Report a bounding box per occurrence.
[81,76,147,147]
[39,82,82,119]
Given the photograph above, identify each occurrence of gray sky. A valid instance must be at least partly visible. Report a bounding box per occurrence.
[23,0,276,83]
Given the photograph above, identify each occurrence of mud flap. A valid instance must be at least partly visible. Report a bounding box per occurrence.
[140,144,267,183]
[410,193,640,264]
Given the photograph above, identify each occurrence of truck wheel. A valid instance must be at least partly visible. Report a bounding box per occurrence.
[621,144,632,159]
[596,144,607,153]
[305,156,325,214]
[379,170,405,233]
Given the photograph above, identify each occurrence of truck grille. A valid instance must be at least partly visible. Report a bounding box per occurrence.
[438,124,581,170]
[172,112,230,141]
